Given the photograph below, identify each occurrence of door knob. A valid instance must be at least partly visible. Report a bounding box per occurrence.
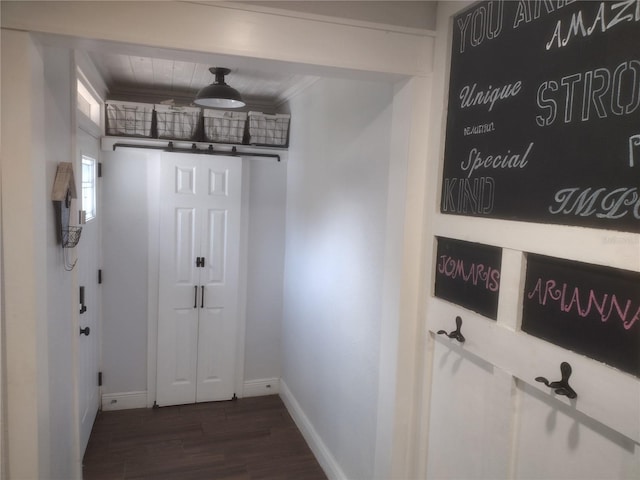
[80,326,91,336]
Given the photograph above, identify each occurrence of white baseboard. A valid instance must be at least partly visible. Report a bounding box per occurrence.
[279,380,346,480]
[102,379,279,411]
[243,377,280,397]
[101,391,148,411]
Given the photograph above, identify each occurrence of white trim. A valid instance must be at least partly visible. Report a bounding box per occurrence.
[0,141,5,480]
[73,50,108,102]
[194,1,437,37]
[373,76,414,480]
[1,2,433,77]
[279,380,346,480]
[101,391,147,411]
[146,153,161,408]
[243,378,280,398]
[235,160,250,400]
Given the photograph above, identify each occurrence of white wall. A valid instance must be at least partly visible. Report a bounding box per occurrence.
[1,32,81,479]
[1,29,46,480]
[101,150,287,397]
[43,45,80,479]
[101,150,150,395]
[243,161,287,382]
[281,76,395,479]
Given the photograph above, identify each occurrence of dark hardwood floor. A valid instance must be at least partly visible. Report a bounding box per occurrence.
[83,395,327,480]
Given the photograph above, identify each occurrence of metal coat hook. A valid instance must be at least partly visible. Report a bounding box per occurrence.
[535,361,578,399]
[437,315,465,343]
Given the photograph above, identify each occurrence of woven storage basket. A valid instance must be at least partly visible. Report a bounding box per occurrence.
[155,105,202,140]
[248,112,290,146]
[203,110,247,144]
[106,101,153,137]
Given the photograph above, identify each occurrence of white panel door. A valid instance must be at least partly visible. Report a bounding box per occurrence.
[76,128,101,456]
[157,153,242,406]
[157,155,200,406]
[196,162,242,402]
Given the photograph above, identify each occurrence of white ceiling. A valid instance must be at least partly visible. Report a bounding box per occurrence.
[86,1,436,109]
[90,51,316,108]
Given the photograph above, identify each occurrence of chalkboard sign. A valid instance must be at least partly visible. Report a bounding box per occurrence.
[523,254,640,377]
[434,237,501,319]
[442,1,640,233]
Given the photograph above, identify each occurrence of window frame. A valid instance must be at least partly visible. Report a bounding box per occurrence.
[81,155,97,222]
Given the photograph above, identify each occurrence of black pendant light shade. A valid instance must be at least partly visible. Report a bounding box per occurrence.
[194,67,245,108]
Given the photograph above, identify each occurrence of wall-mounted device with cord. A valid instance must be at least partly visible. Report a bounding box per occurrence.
[52,162,82,270]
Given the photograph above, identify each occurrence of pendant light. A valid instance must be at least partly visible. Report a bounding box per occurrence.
[194,67,245,109]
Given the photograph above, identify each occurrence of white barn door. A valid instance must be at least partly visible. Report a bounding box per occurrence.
[156,152,242,407]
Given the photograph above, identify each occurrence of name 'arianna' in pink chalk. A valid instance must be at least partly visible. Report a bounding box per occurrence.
[527,278,639,331]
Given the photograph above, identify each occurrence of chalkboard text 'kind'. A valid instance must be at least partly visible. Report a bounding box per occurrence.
[442,177,495,215]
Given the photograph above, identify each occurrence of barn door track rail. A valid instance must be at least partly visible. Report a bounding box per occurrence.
[112,141,281,162]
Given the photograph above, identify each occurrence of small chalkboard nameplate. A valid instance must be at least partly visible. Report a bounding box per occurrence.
[442,1,640,232]
[434,237,502,319]
[523,254,640,377]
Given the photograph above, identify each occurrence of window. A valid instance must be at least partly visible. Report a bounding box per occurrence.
[77,70,101,127]
[81,156,97,221]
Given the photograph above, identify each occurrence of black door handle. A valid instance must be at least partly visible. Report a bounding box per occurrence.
[194,285,198,309]
[80,326,90,336]
[535,362,577,399]
[201,286,205,309]
[79,286,87,314]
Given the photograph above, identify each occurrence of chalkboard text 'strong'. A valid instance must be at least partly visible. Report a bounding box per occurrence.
[536,60,640,127]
